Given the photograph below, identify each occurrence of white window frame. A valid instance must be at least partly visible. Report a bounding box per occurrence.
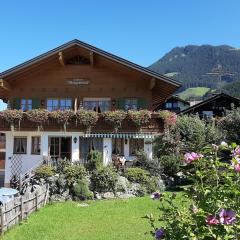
[13,137,27,154]
[31,136,41,155]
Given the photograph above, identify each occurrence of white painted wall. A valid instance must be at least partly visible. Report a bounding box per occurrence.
[4,131,44,185]
[3,129,154,185]
[124,139,130,159]
[144,139,153,160]
[4,131,86,185]
[103,138,112,166]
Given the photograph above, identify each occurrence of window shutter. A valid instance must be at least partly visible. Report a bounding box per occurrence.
[12,98,21,110]
[116,98,125,110]
[32,98,41,109]
[138,98,148,109]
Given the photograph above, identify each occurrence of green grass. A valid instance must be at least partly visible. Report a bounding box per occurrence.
[179,87,210,100]
[1,194,185,240]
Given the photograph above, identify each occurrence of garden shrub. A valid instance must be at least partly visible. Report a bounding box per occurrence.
[174,115,222,152]
[219,108,240,143]
[73,178,93,200]
[86,150,103,171]
[125,167,158,193]
[63,164,87,186]
[55,158,71,173]
[35,165,54,179]
[135,151,162,176]
[146,143,240,239]
[174,114,207,151]
[144,177,158,193]
[158,154,181,178]
[90,166,118,193]
[124,167,150,184]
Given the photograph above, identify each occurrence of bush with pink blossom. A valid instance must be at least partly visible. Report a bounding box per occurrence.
[146,143,240,239]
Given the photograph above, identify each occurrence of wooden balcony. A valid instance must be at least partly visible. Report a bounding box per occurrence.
[0,113,164,134]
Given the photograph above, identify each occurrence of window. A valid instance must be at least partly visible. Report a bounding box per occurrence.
[112,139,124,155]
[31,137,41,155]
[79,138,103,161]
[47,98,72,111]
[202,111,213,119]
[21,99,32,111]
[165,102,172,109]
[13,137,27,154]
[125,99,138,111]
[172,102,178,108]
[49,137,72,160]
[129,139,144,155]
[83,99,111,113]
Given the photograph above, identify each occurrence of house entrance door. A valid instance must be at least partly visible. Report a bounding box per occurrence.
[49,137,72,160]
[79,138,103,163]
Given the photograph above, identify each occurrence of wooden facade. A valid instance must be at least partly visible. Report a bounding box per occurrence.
[180,93,240,118]
[0,40,180,112]
[154,95,190,113]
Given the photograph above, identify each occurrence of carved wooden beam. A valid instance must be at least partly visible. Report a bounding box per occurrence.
[0,79,11,91]
[58,52,65,66]
[149,77,156,90]
[90,51,94,67]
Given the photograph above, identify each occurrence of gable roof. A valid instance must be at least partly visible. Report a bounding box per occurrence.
[0,39,180,88]
[166,95,190,105]
[179,93,240,114]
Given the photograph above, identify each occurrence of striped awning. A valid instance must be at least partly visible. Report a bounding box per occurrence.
[83,132,155,139]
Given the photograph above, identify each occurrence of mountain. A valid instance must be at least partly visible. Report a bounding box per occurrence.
[149,45,240,95]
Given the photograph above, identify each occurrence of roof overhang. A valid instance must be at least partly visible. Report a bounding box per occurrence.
[0,39,181,103]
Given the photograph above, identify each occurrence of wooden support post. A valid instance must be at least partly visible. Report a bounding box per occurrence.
[149,77,156,90]
[20,197,24,222]
[58,52,65,66]
[35,192,38,211]
[74,98,78,113]
[44,184,49,206]
[0,206,4,235]
[90,51,94,67]
[19,174,22,193]
[0,79,11,91]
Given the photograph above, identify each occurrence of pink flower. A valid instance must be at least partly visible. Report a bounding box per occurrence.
[184,152,203,164]
[206,215,219,225]
[234,163,240,172]
[232,147,240,158]
[219,209,236,225]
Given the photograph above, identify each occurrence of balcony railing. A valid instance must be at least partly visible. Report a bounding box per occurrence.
[0,110,164,133]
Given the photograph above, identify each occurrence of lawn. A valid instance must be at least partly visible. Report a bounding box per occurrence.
[179,87,210,100]
[1,194,185,240]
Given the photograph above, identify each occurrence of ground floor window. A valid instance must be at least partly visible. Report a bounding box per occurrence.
[112,138,124,155]
[129,138,144,155]
[13,137,27,154]
[31,136,41,155]
[79,138,103,161]
[49,137,72,160]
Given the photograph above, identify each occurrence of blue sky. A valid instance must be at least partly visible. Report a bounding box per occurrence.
[0,0,240,109]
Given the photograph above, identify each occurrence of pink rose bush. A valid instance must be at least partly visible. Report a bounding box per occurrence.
[147,143,240,239]
[184,152,203,164]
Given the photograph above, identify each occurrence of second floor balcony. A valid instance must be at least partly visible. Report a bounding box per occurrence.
[0,109,165,134]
